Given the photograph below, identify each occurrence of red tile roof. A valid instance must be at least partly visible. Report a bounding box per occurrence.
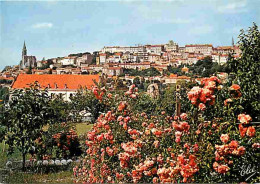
[11,74,99,90]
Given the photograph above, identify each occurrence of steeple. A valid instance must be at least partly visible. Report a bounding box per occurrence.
[232,37,234,46]
[22,41,27,56]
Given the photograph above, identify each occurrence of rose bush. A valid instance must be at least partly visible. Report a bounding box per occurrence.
[35,123,82,160]
[73,79,259,183]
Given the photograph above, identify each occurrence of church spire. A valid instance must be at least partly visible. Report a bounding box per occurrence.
[232,37,234,46]
[22,41,27,56]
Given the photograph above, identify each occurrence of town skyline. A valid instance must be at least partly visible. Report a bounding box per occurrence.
[1,0,260,70]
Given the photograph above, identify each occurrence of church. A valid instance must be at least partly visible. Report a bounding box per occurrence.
[19,41,37,69]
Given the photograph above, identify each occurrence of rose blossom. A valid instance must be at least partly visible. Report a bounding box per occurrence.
[198,103,206,111]
[180,113,188,120]
[220,134,229,143]
[246,126,256,137]
[238,114,252,124]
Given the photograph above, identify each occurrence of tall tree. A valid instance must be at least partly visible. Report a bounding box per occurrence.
[227,23,260,121]
[1,84,57,170]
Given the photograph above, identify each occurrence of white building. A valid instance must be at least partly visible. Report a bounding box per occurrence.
[60,57,76,66]
[185,44,213,55]
[11,74,100,101]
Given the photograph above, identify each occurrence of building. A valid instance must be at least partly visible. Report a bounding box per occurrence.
[11,74,100,101]
[102,66,123,76]
[185,44,213,55]
[20,41,37,69]
[76,53,93,66]
[164,41,179,52]
[215,46,234,55]
[99,53,107,64]
[101,46,144,53]
[212,54,228,65]
[59,57,76,66]
[146,45,164,54]
[163,74,190,84]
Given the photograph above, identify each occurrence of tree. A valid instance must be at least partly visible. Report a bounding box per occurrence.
[226,23,260,121]
[69,88,105,122]
[49,95,70,122]
[1,84,57,170]
[0,86,9,104]
[142,67,161,77]
[133,77,141,86]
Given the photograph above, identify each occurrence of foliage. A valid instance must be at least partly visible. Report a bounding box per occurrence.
[69,88,106,122]
[35,123,82,160]
[0,86,9,104]
[226,22,260,121]
[189,56,225,77]
[0,79,13,84]
[156,85,176,115]
[123,67,161,77]
[167,65,182,75]
[1,83,58,170]
[49,96,70,122]
[68,52,91,57]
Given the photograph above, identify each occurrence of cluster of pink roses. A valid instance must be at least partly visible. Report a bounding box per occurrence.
[172,113,190,143]
[238,114,256,138]
[187,76,221,110]
[125,84,139,99]
[214,134,246,174]
[92,86,106,100]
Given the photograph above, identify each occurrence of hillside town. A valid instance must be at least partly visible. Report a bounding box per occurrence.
[0,39,240,91]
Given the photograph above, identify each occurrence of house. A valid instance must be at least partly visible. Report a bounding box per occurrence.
[99,53,107,64]
[164,41,179,52]
[60,57,76,66]
[212,54,228,65]
[113,53,123,63]
[76,53,93,66]
[11,74,100,101]
[146,45,164,54]
[215,46,234,55]
[163,74,190,84]
[185,44,213,55]
[102,66,123,76]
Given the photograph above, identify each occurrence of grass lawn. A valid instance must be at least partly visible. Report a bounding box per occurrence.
[5,171,74,183]
[75,123,93,136]
[0,141,23,167]
[43,122,93,136]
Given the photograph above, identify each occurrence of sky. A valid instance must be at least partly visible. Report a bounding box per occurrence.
[0,0,259,70]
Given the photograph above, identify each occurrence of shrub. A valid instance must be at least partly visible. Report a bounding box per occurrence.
[35,123,82,160]
[73,79,259,183]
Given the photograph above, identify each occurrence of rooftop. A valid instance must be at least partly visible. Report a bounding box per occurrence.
[11,74,99,90]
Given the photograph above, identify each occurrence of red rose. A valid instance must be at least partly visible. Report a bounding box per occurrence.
[246,126,256,137]
[220,134,229,144]
[198,103,206,111]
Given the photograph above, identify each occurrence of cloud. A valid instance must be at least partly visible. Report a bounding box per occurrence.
[217,1,248,14]
[32,22,53,29]
[189,25,213,35]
